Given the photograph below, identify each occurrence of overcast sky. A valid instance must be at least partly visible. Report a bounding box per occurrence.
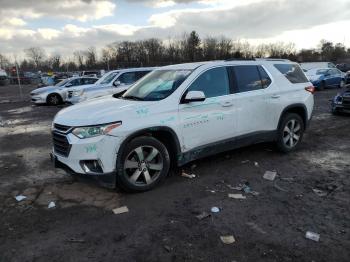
[0,0,349,58]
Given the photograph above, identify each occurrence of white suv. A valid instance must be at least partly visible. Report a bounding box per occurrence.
[51,59,314,191]
[67,67,156,104]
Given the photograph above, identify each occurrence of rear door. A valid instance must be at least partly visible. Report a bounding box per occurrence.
[229,65,272,136]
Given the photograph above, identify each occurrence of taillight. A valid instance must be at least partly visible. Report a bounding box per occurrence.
[305,86,315,94]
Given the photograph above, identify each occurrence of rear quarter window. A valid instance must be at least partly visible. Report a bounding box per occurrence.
[274,64,309,84]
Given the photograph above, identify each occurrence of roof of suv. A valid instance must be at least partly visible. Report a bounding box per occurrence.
[160,59,294,71]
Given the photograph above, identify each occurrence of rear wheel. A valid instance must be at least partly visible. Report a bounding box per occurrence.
[117,136,170,192]
[47,94,62,105]
[276,113,304,153]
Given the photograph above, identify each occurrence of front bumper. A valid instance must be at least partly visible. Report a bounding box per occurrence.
[51,132,122,188]
[31,94,46,104]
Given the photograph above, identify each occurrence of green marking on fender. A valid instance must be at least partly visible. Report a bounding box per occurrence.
[86,144,97,153]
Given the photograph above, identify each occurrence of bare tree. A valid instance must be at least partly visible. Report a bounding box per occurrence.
[0,53,10,69]
[24,47,46,69]
[73,50,85,70]
[50,54,61,71]
[85,46,97,69]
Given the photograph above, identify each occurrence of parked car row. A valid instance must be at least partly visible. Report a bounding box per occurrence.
[51,59,315,191]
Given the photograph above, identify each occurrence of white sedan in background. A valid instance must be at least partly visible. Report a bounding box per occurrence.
[67,67,157,104]
[30,77,98,105]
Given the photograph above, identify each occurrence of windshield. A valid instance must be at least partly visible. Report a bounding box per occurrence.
[55,79,70,87]
[96,71,119,85]
[122,70,192,101]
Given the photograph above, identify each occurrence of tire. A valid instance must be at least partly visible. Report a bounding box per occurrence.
[276,113,305,153]
[116,136,171,192]
[47,93,62,105]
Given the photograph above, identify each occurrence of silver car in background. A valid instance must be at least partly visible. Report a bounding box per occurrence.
[30,77,98,105]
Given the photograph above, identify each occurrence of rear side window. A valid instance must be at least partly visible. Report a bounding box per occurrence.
[258,66,272,88]
[187,67,229,98]
[233,65,264,93]
[274,64,308,83]
[82,78,97,84]
[136,71,151,80]
[118,72,137,84]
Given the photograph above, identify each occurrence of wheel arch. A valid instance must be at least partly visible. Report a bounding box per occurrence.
[117,126,182,167]
[46,92,63,103]
[277,104,308,130]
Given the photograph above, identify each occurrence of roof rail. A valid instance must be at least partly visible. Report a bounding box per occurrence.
[255,58,291,62]
[225,58,255,61]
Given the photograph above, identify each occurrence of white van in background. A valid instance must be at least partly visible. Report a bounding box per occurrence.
[67,67,157,104]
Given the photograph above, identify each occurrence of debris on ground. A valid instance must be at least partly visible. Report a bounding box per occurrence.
[163,245,172,252]
[246,222,267,234]
[263,170,277,181]
[227,184,244,191]
[48,201,56,209]
[15,195,26,202]
[242,184,251,193]
[220,235,236,244]
[241,160,250,164]
[228,193,246,199]
[254,162,259,167]
[305,231,320,242]
[211,207,220,213]
[181,171,196,179]
[273,180,289,192]
[66,238,86,243]
[312,188,328,197]
[196,211,210,220]
[112,206,129,215]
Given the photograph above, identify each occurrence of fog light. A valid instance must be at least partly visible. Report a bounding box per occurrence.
[80,160,103,174]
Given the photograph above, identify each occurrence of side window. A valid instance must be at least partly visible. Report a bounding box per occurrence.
[274,64,309,84]
[136,71,151,80]
[118,72,137,85]
[258,66,272,88]
[187,67,230,98]
[67,78,81,87]
[233,65,263,93]
[82,78,97,84]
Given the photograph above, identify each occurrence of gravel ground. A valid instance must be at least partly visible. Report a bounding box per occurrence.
[0,84,349,262]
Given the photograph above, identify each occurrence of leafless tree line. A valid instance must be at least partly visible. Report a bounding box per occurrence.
[1,31,349,72]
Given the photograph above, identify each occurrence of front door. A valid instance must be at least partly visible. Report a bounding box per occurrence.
[179,66,235,151]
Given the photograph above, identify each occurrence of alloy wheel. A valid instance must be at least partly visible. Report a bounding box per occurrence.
[282,119,301,148]
[124,146,163,186]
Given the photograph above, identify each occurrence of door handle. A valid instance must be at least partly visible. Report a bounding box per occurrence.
[221,101,233,107]
[271,94,280,99]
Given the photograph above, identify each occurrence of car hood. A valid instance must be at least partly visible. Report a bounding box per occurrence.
[32,85,58,93]
[306,74,321,82]
[54,96,156,126]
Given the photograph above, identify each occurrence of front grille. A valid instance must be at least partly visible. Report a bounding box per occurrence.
[68,91,73,98]
[52,132,71,157]
[54,123,71,133]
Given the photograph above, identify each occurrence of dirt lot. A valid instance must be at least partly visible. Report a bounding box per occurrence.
[0,84,349,262]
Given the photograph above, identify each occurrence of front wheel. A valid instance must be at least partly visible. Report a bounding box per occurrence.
[276,113,305,153]
[47,94,62,105]
[117,136,170,192]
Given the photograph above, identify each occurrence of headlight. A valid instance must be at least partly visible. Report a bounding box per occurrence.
[72,122,122,139]
[73,90,84,97]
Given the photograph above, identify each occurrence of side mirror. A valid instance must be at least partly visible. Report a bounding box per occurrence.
[183,91,206,103]
[65,83,73,87]
[113,80,121,87]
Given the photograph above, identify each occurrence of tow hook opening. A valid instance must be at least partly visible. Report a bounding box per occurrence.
[80,160,104,174]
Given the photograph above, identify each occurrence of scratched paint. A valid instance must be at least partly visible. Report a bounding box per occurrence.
[85,144,97,153]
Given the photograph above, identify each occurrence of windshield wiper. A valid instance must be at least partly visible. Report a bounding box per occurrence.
[122,95,144,101]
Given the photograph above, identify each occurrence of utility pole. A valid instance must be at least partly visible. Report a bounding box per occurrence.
[14,55,23,100]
